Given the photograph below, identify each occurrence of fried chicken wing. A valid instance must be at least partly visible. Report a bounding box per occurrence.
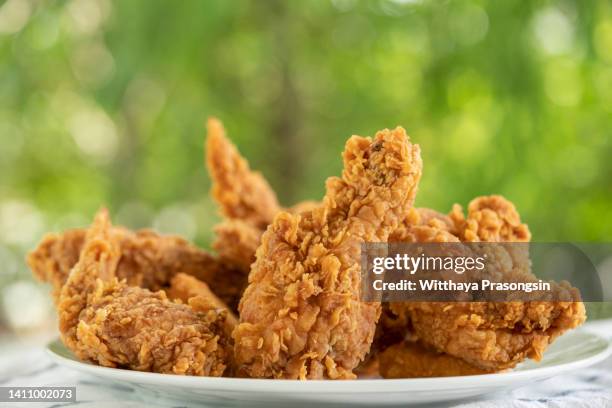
[233,127,423,379]
[58,210,232,376]
[28,227,223,304]
[381,195,585,373]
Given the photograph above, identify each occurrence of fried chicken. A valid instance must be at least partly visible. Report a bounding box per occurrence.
[206,118,280,230]
[233,127,423,379]
[449,195,532,242]
[28,227,224,304]
[380,195,585,374]
[206,119,322,305]
[58,210,232,376]
[379,341,495,378]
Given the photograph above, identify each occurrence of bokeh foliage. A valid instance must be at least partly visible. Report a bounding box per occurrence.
[0,0,611,329]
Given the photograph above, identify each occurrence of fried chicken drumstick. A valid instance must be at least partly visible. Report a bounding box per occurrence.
[233,127,423,379]
[58,210,233,376]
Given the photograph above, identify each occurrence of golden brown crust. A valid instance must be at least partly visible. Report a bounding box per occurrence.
[206,118,280,230]
[379,341,495,378]
[449,195,532,242]
[58,210,232,376]
[399,297,585,370]
[233,127,423,379]
[380,195,585,372]
[28,229,86,303]
[168,273,238,332]
[28,227,223,304]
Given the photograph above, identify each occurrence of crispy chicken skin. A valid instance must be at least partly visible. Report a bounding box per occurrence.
[233,127,423,379]
[449,195,531,242]
[206,117,280,230]
[58,210,232,376]
[28,227,223,304]
[381,195,585,373]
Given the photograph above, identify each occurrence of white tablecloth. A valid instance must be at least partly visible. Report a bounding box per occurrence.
[2,320,611,408]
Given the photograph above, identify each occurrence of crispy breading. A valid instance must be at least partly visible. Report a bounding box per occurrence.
[58,210,232,376]
[28,228,86,303]
[206,118,280,230]
[28,227,223,304]
[449,195,531,242]
[205,120,322,303]
[168,273,238,332]
[381,195,585,372]
[233,127,423,379]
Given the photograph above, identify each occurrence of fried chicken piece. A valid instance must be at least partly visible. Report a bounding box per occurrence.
[233,127,423,379]
[28,227,223,304]
[167,273,238,332]
[206,118,280,230]
[58,210,232,376]
[382,195,585,372]
[379,341,495,378]
[449,195,531,242]
[206,119,322,305]
[28,229,86,303]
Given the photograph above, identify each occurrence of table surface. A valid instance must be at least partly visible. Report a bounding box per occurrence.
[2,319,612,408]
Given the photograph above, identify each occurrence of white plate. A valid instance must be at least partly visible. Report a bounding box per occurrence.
[46,330,610,407]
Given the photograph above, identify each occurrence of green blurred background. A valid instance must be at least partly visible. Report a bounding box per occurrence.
[0,0,611,334]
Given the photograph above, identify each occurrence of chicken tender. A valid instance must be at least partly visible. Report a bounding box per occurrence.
[233,126,423,379]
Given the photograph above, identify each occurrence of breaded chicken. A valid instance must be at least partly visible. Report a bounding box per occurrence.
[206,118,280,230]
[233,127,423,379]
[380,195,585,373]
[449,195,531,242]
[58,210,232,376]
[205,119,322,302]
[28,227,222,304]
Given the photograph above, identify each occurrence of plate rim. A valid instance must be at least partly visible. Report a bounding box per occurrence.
[45,330,611,393]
